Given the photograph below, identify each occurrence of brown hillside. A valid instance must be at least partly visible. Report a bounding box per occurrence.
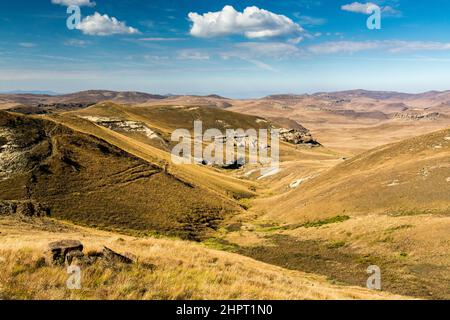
[0,111,238,240]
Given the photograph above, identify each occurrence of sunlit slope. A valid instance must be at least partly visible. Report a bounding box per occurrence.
[262,128,450,222]
[0,216,408,300]
[0,111,239,240]
[50,102,272,199]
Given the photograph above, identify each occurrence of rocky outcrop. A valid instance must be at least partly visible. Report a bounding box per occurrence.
[46,240,139,267]
[47,240,84,265]
[102,246,134,264]
[80,116,161,140]
[393,111,440,121]
[279,129,320,146]
[0,200,50,217]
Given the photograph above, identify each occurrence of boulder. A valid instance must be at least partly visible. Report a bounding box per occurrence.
[65,250,85,266]
[102,246,134,264]
[47,240,83,265]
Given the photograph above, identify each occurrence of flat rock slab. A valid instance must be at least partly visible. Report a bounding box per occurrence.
[103,246,134,264]
[48,240,84,265]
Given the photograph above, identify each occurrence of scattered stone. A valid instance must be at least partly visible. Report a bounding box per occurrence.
[445,137,450,141]
[102,246,134,264]
[393,111,440,121]
[139,262,156,271]
[47,240,84,265]
[34,257,47,269]
[446,177,450,183]
[226,223,243,232]
[87,250,104,259]
[387,180,400,187]
[65,250,85,266]
[279,128,320,146]
[289,177,312,189]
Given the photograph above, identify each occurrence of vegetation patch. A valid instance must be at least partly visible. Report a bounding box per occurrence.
[385,225,413,233]
[240,234,446,300]
[237,198,253,210]
[202,238,240,253]
[327,241,347,249]
[387,209,433,217]
[298,215,350,229]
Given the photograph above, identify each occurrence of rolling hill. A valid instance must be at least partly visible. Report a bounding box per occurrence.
[259,127,450,221]
[0,110,239,240]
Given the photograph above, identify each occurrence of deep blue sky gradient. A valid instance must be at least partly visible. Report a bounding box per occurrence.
[1,0,450,97]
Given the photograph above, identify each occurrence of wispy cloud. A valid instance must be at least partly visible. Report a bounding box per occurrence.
[19,42,36,48]
[308,40,450,54]
[138,37,185,42]
[51,0,95,7]
[293,13,327,26]
[177,50,210,60]
[64,39,90,47]
[223,42,301,59]
[341,2,402,17]
[241,58,278,72]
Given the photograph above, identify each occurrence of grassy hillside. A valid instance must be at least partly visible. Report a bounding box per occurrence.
[262,127,450,222]
[0,111,239,240]
[46,104,262,201]
[0,216,407,300]
[218,127,450,299]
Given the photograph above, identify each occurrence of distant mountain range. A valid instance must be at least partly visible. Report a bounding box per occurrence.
[3,88,450,101]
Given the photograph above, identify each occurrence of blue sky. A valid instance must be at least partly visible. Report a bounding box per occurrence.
[1,0,450,97]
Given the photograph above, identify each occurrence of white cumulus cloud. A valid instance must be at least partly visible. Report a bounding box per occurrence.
[51,0,96,7]
[188,5,303,40]
[76,12,140,36]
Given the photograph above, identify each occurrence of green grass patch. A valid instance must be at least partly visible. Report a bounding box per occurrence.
[202,238,240,253]
[327,241,347,249]
[385,224,413,233]
[237,198,253,210]
[301,215,350,228]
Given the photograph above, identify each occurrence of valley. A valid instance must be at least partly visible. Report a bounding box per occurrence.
[0,89,449,300]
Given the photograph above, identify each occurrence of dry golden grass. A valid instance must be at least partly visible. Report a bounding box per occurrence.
[45,111,257,201]
[0,217,407,300]
[256,127,450,223]
[0,111,240,240]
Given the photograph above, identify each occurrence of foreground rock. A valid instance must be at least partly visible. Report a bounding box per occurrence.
[47,240,83,265]
[45,240,141,267]
[103,246,134,264]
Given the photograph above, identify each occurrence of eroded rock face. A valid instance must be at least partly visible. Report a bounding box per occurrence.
[0,200,50,217]
[393,111,440,121]
[80,116,161,140]
[279,129,320,146]
[47,240,84,265]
